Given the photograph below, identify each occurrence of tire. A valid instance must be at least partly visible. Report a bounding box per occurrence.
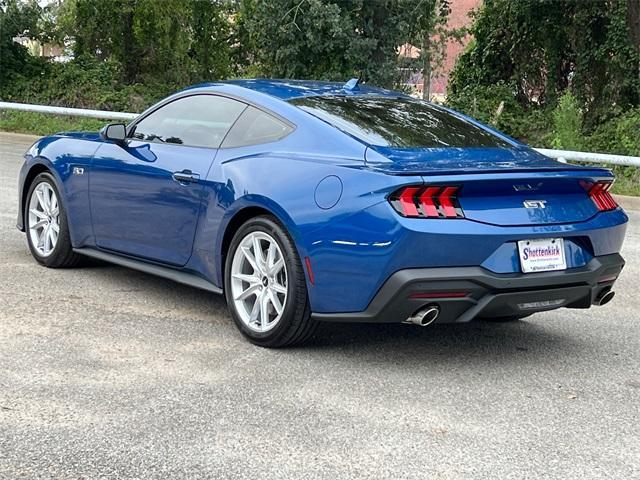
[24,172,83,268]
[478,313,533,323]
[224,215,317,347]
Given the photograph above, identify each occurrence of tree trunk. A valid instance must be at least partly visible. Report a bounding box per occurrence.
[628,0,640,81]
[122,6,138,84]
[422,33,431,101]
[370,2,389,86]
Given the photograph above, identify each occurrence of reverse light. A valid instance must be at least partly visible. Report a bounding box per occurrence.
[390,185,464,219]
[583,180,618,212]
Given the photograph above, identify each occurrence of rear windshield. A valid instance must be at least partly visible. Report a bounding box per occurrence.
[289,96,510,148]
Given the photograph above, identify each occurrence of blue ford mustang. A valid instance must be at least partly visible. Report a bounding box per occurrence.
[17,79,628,347]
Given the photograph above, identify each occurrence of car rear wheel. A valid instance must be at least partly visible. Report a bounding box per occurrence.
[224,215,316,347]
[25,173,82,268]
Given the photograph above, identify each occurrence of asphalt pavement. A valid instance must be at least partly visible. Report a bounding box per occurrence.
[1,132,639,479]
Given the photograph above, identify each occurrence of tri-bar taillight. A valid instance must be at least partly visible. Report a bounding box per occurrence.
[584,180,618,212]
[389,185,464,218]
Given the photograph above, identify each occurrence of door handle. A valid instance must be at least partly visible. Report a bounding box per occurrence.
[172,170,200,184]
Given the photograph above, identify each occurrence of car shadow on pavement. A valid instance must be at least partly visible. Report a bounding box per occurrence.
[302,319,582,363]
[78,263,585,362]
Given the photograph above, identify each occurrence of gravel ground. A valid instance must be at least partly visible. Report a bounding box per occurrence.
[1,132,639,479]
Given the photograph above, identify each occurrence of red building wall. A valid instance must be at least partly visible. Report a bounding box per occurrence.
[431,0,481,97]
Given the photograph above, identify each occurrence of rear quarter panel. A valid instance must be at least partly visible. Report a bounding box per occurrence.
[191,145,424,307]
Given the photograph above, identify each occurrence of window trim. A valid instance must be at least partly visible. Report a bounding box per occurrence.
[125,92,297,150]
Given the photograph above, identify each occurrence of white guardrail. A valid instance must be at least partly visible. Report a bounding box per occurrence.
[1,101,639,167]
[0,101,137,121]
[533,149,640,168]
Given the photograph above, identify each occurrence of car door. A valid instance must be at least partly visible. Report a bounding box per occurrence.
[89,94,247,266]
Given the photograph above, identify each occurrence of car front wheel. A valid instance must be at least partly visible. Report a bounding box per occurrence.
[25,172,82,268]
[224,215,316,347]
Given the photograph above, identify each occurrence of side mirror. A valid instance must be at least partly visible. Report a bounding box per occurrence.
[100,123,127,144]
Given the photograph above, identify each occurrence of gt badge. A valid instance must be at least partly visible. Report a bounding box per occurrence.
[523,200,547,209]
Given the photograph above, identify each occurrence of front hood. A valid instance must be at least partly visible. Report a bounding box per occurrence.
[55,131,101,141]
[364,146,586,175]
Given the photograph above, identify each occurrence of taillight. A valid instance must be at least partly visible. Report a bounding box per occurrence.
[390,185,464,218]
[583,180,618,212]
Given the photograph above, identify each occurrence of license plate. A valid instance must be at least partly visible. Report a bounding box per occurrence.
[517,238,566,273]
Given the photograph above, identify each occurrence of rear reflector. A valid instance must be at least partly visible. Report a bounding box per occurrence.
[305,257,315,285]
[583,180,618,212]
[390,185,464,218]
[409,291,469,299]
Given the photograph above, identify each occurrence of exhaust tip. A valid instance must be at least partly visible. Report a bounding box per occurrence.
[407,305,440,327]
[595,289,615,306]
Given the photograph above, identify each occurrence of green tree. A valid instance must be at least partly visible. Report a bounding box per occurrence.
[236,0,430,88]
[551,91,584,150]
[404,0,455,100]
[189,0,234,82]
[63,0,187,83]
[61,0,232,85]
[236,0,356,81]
[0,0,43,87]
[348,0,411,88]
[448,0,640,127]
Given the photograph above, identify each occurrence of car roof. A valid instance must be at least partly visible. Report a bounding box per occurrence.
[183,78,403,101]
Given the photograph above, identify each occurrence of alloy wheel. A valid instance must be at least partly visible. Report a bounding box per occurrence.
[28,182,60,257]
[230,231,288,333]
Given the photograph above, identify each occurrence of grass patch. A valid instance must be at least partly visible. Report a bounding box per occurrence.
[609,170,640,197]
[0,110,105,136]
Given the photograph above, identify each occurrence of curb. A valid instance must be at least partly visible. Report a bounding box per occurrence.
[0,131,40,143]
[613,194,640,212]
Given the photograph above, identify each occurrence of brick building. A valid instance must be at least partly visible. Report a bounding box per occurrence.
[401,0,481,100]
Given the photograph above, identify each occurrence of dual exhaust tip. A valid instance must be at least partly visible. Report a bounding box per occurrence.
[407,287,615,327]
[595,287,615,306]
[407,304,440,327]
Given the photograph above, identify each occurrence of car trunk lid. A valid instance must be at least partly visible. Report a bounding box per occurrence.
[372,147,615,226]
[453,175,611,226]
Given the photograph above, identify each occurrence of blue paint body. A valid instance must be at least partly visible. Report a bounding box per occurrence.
[17,79,628,315]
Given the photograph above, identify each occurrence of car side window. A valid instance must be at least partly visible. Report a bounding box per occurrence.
[130,95,247,149]
[221,106,293,148]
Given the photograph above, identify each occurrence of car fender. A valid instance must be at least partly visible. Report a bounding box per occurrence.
[214,194,309,288]
[18,154,68,233]
[20,135,102,247]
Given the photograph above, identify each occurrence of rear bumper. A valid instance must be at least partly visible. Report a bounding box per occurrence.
[311,253,625,323]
